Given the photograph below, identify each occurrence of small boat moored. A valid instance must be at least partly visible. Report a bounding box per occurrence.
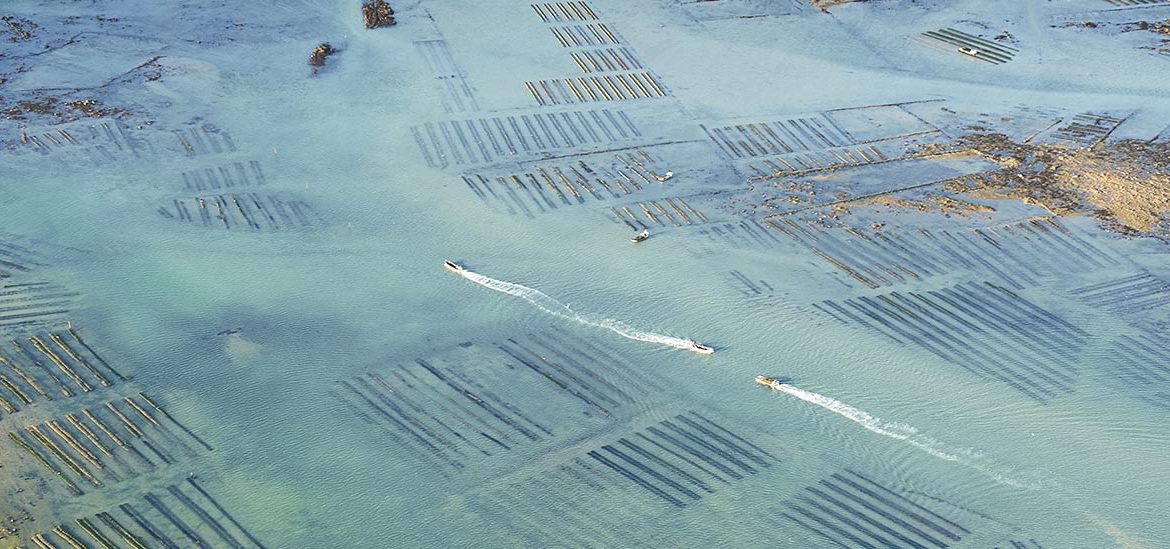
[958,47,980,57]
[654,171,674,182]
[444,260,465,273]
[631,229,649,243]
[690,342,715,355]
[755,375,783,390]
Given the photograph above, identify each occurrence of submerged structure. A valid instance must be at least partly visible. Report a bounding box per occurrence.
[1,0,1168,547]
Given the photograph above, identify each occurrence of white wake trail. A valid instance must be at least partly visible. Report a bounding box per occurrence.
[770,382,1034,488]
[457,268,696,351]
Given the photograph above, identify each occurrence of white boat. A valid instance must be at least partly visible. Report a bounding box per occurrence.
[631,229,649,243]
[755,375,783,390]
[958,47,979,57]
[654,171,674,182]
[690,342,714,355]
[443,260,465,273]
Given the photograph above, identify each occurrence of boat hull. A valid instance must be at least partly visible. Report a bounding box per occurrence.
[690,344,714,355]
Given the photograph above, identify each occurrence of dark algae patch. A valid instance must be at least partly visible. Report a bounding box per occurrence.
[308,42,336,71]
[362,0,396,29]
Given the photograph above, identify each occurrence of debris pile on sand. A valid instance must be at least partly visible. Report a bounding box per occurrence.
[1054,18,1170,55]
[1131,19,1170,54]
[362,0,397,28]
[1130,19,1170,36]
[822,188,996,218]
[961,133,1170,235]
[309,43,336,68]
[810,0,865,11]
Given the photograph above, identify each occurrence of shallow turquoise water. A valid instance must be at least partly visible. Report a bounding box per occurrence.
[3,0,1170,548]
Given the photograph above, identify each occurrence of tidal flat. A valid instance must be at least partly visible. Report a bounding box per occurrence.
[2,0,1170,547]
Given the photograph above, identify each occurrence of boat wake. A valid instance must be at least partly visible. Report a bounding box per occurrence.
[772,383,1036,489]
[457,267,696,351]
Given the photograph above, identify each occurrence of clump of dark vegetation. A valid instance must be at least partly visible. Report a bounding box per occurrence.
[1124,19,1170,56]
[2,16,37,42]
[1131,19,1170,35]
[308,42,336,68]
[362,0,397,29]
[67,98,115,117]
[4,97,61,119]
[2,96,126,121]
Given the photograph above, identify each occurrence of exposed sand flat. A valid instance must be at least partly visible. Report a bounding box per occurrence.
[960,134,1170,235]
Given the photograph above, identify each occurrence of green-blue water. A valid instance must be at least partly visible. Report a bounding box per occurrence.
[2,0,1169,547]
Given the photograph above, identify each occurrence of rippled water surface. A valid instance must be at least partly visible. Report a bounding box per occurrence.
[2,0,1170,547]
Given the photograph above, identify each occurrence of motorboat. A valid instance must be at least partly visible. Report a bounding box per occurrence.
[690,342,715,355]
[755,375,783,390]
[958,47,980,57]
[443,260,465,273]
[654,171,674,182]
[631,229,649,243]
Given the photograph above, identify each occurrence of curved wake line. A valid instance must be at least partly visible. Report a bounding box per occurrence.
[773,383,1036,489]
[458,268,695,351]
